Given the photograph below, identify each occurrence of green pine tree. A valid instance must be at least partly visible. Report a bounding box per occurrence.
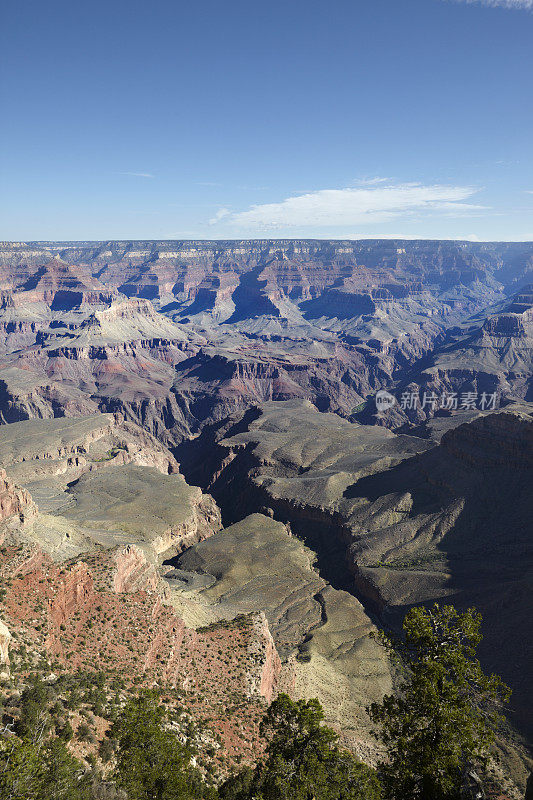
[0,735,89,800]
[110,692,214,800]
[220,693,381,800]
[368,604,511,800]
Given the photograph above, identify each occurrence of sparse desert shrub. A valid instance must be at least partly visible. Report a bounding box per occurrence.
[76,721,93,742]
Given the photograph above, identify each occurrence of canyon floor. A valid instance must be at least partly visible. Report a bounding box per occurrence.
[0,239,531,794]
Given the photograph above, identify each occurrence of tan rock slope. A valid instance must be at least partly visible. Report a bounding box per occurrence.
[169,512,391,759]
[194,399,533,747]
[0,414,220,561]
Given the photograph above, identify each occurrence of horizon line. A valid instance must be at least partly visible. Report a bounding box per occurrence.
[2,237,533,245]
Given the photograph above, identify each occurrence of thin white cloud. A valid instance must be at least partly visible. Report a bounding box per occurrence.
[306,232,485,240]
[209,207,231,224]
[121,171,155,178]
[453,0,532,8]
[356,176,391,185]
[210,183,485,231]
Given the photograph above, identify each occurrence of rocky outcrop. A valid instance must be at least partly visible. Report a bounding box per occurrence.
[0,414,180,493]
[246,612,282,703]
[49,561,95,627]
[0,618,11,674]
[441,405,533,468]
[0,468,34,524]
[0,289,202,442]
[0,415,221,562]
[113,544,165,595]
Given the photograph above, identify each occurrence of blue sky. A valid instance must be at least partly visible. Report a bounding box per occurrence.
[1,0,532,241]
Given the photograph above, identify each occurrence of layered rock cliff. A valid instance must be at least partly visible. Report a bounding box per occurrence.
[0,239,530,445]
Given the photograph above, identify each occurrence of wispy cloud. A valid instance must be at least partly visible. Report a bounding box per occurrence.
[209,207,231,224]
[452,0,532,9]
[209,183,486,231]
[356,176,390,185]
[197,181,222,187]
[121,171,155,178]
[306,232,485,241]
